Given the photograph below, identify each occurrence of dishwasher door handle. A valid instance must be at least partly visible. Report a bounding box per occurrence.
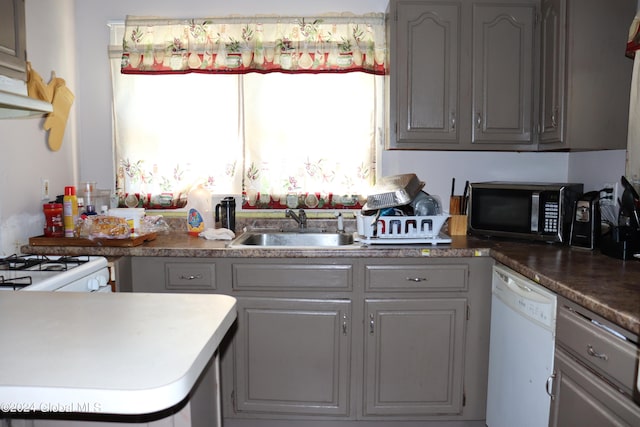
[546,372,556,400]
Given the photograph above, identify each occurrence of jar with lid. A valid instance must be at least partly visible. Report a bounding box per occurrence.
[43,203,64,237]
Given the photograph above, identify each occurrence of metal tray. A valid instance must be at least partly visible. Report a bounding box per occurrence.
[363,173,425,211]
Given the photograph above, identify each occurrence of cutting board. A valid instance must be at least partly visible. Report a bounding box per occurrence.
[29,232,157,247]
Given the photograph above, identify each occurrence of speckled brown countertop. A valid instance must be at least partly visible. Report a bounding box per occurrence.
[22,231,640,337]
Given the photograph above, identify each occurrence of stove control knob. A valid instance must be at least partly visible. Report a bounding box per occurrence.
[88,275,108,291]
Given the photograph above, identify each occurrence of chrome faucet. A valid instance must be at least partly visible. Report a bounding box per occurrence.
[285,209,307,229]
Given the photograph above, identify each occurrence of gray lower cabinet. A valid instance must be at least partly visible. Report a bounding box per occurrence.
[549,299,640,426]
[130,256,492,426]
[363,298,466,416]
[550,349,640,427]
[232,297,351,417]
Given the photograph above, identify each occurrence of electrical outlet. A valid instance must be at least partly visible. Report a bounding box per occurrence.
[601,182,624,206]
[41,178,50,201]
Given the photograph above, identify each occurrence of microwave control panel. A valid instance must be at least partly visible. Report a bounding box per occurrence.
[540,192,560,234]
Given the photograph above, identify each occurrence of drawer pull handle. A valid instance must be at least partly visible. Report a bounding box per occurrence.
[369,313,375,335]
[342,314,348,335]
[406,277,427,283]
[587,344,608,361]
[180,274,203,280]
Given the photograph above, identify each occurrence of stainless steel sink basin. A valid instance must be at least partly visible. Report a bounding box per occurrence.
[230,231,355,247]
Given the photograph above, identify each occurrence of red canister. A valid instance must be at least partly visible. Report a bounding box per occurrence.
[43,203,64,237]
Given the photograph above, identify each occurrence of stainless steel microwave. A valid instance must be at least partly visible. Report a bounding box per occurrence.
[468,182,583,243]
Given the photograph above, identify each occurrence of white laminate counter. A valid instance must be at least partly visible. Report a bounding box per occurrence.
[0,292,236,415]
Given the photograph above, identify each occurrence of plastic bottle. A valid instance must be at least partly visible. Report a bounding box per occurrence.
[63,186,79,237]
[187,185,213,236]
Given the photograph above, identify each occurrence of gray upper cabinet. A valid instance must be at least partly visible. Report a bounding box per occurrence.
[388,0,538,151]
[471,3,537,148]
[0,0,27,81]
[538,0,634,151]
[391,1,461,146]
[389,0,634,151]
[539,0,565,144]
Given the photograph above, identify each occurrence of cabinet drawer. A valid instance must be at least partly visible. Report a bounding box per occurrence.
[557,306,637,394]
[365,264,468,291]
[232,263,352,290]
[165,263,216,290]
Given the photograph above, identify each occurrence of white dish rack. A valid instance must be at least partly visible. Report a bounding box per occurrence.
[356,213,451,245]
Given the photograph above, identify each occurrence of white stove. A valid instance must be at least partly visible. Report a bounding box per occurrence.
[0,254,112,292]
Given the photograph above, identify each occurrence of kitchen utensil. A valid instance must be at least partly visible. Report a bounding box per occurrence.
[449,196,463,215]
[362,173,425,211]
[215,196,236,232]
[411,191,442,216]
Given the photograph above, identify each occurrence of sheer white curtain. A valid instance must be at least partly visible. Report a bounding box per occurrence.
[109,21,382,210]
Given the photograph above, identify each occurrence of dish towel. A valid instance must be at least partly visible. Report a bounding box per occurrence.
[200,228,236,240]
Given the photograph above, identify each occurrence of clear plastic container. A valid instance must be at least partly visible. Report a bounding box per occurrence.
[108,208,145,234]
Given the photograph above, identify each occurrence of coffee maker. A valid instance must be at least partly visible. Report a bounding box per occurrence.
[570,191,601,250]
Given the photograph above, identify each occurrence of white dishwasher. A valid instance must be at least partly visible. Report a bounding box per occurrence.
[486,263,557,427]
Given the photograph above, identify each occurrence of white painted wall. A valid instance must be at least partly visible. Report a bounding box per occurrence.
[0,0,628,254]
[0,0,76,255]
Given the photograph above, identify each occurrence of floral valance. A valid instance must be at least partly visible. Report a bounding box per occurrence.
[121,13,387,75]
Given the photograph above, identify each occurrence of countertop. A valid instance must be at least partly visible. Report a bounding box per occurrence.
[0,292,236,415]
[22,232,640,337]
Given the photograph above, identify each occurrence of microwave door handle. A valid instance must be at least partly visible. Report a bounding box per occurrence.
[531,192,540,232]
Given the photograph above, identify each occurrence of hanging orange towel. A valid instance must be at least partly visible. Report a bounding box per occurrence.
[26,62,54,102]
[43,78,75,151]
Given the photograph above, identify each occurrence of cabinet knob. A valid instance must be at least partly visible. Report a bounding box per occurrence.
[180,274,203,280]
[475,112,482,129]
[405,277,427,283]
[450,111,456,130]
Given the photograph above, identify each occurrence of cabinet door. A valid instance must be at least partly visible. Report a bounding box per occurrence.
[0,0,27,80]
[233,297,351,417]
[391,1,461,147]
[363,298,466,416]
[549,348,640,427]
[539,0,565,144]
[472,3,536,146]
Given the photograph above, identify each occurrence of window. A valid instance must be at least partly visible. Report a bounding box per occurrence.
[109,15,385,210]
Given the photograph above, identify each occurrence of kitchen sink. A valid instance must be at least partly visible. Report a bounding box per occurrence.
[230,231,356,248]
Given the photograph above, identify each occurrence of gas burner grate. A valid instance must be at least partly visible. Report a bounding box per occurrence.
[0,254,92,272]
[0,274,32,290]
[0,254,51,271]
